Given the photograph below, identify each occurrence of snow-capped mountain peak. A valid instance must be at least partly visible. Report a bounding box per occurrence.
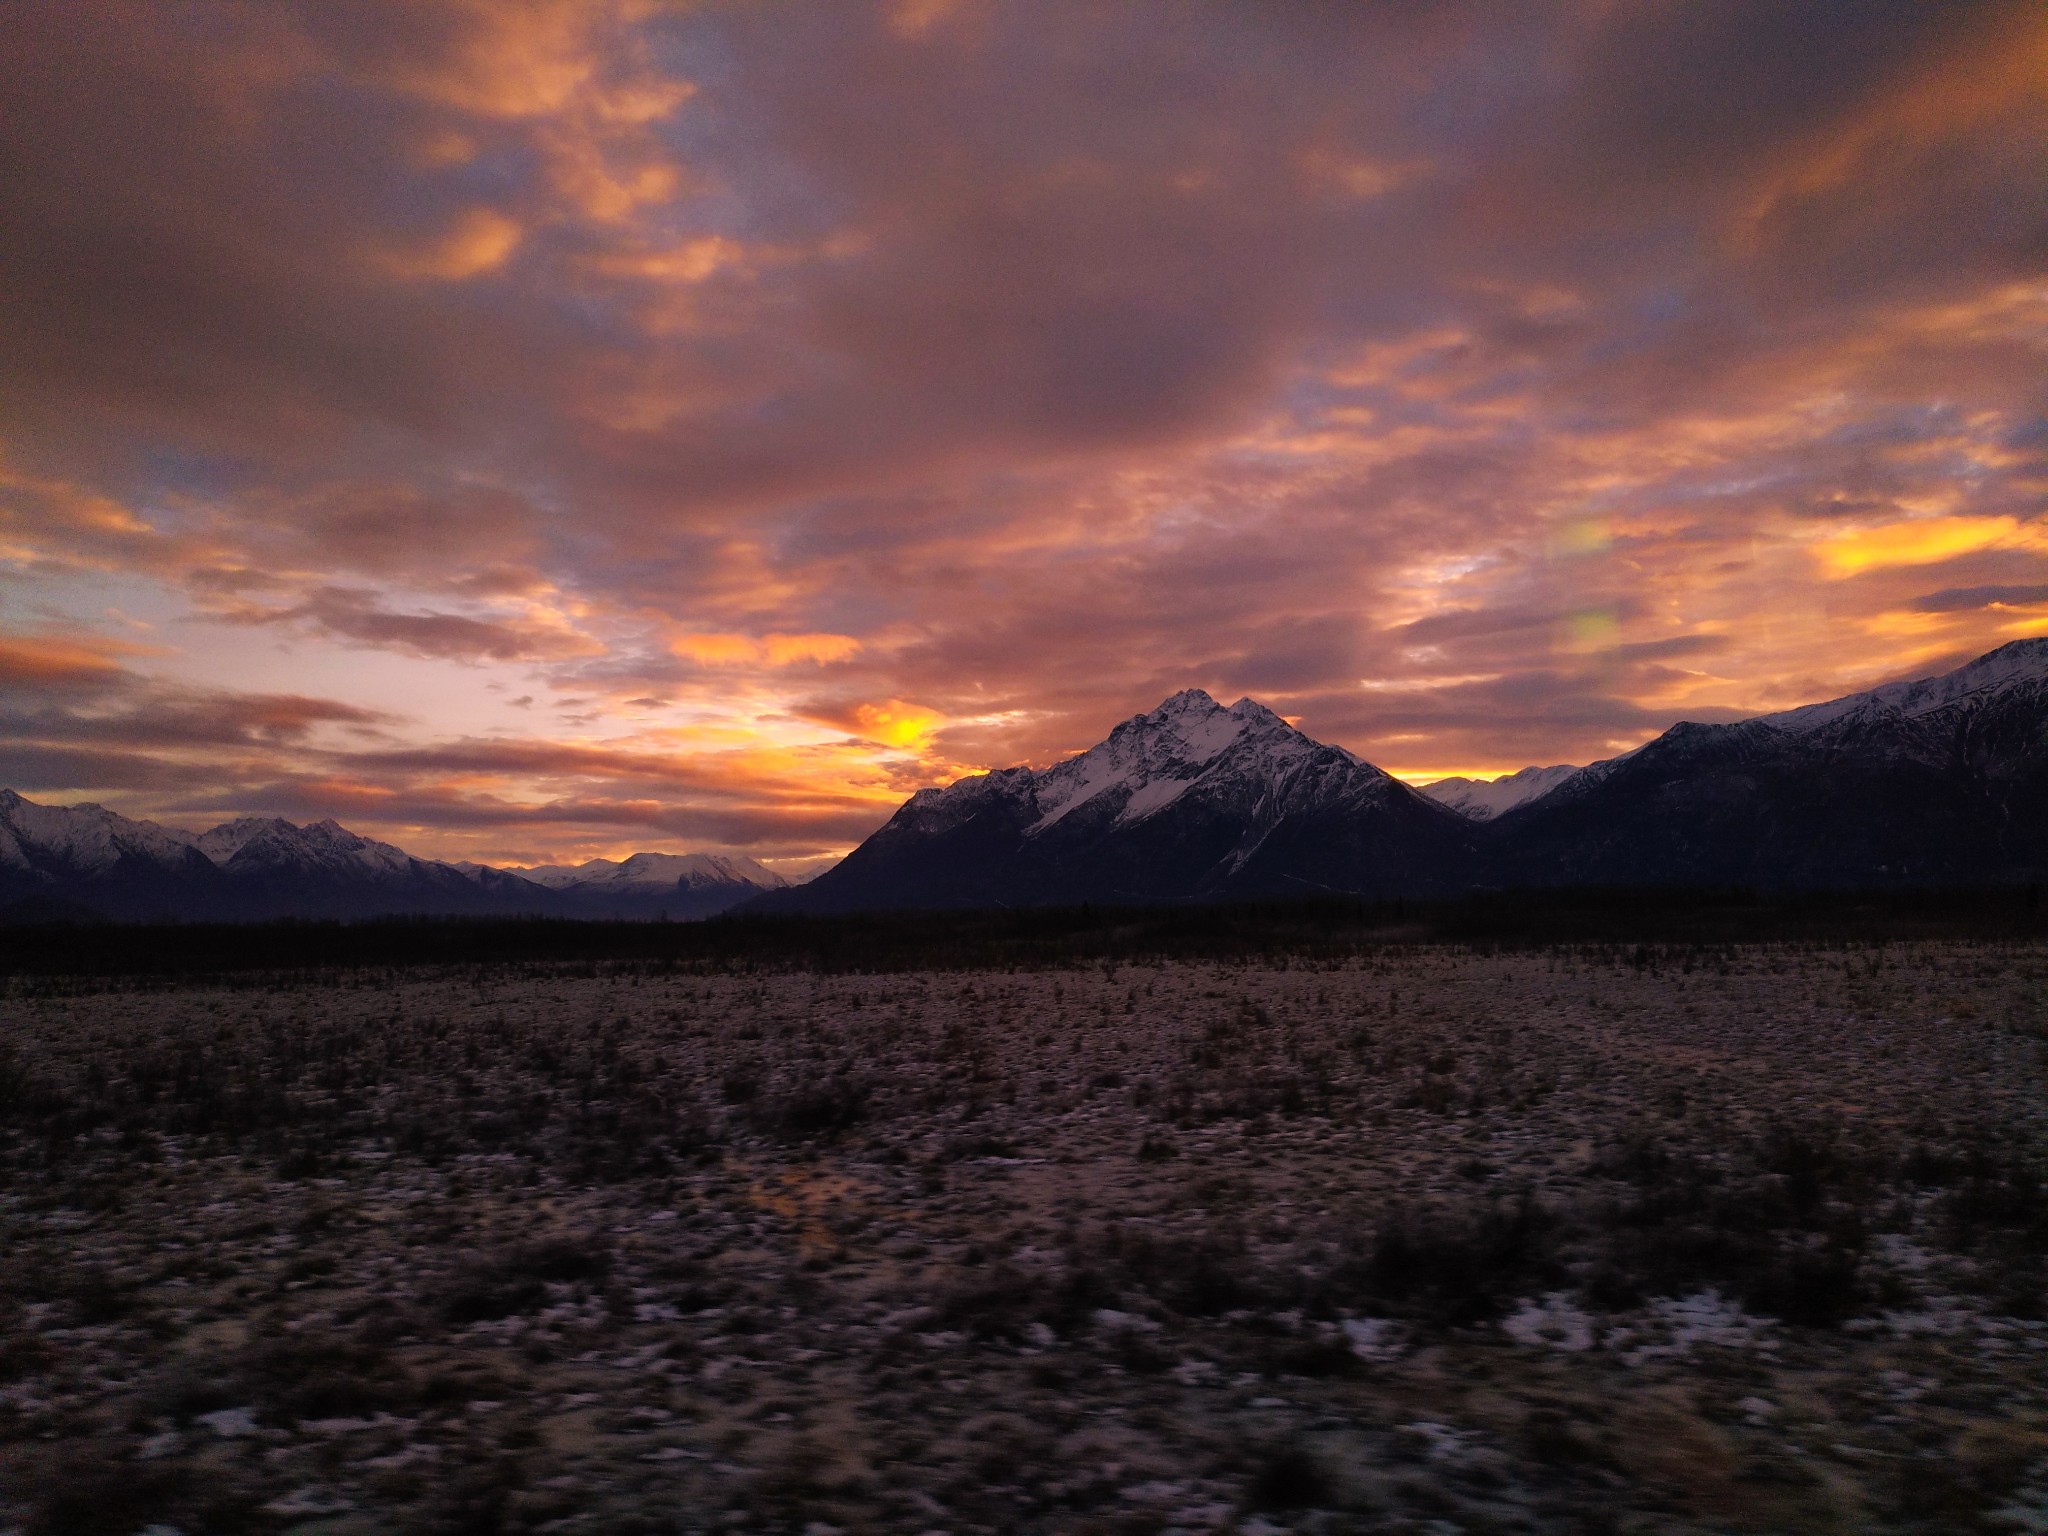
[1026,688,1311,833]
[514,851,787,892]
[1428,640,2048,822]
[882,688,1370,852]
[195,816,300,863]
[195,816,418,877]
[1421,764,1582,821]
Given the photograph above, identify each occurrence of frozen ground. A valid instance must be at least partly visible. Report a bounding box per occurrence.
[1,943,2045,1533]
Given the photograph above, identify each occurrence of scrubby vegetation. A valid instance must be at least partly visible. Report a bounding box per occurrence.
[1,942,2044,1532]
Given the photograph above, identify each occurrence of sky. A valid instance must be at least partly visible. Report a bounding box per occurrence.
[2,1,2045,873]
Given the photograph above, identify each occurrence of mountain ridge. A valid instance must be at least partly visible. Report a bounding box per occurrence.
[757,638,2048,913]
[1424,637,2048,820]
[1481,637,2048,888]
[0,791,786,923]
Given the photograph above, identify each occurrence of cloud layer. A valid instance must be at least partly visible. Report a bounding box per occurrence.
[2,0,2044,864]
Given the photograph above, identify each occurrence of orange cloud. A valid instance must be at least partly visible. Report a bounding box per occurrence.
[373,207,522,280]
[215,586,603,663]
[1814,516,2048,578]
[1295,147,1428,202]
[378,2,600,119]
[670,632,863,667]
[0,633,141,688]
[598,235,752,284]
[888,0,972,41]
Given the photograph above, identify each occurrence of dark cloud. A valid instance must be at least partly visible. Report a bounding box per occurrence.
[220,586,595,663]
[0,745,221,794]
[1913,584,2048,613]
[1606,635,1732,663]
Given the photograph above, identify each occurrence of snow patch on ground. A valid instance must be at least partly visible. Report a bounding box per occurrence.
[1341,1316,1403,1360]
[1501,1293,1596,1351]
[1615,1291,1777,1364]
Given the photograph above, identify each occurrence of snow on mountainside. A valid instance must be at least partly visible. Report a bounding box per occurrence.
[1761,636,2048,733]
[1420,765,1580,821]
[0,788,203,873]
[895,690,1348,840]
[196,816,421,878]
[1024,690,1331,832]
[515,851,788,892]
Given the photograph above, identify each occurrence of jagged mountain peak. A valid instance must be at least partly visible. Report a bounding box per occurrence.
[1149,686,1220,714]
[898,689,1310,835]
[1226,695,1289,724]
[194,815,421,881]
[197,815,393,864]
[1026,688,1321,833]
[1126,687,1290,733]
[0,791,203,875]
[194,816,297,859]
[1438,640,2048,824]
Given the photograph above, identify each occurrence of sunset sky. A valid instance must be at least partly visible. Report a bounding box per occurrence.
[3,2,2045,872]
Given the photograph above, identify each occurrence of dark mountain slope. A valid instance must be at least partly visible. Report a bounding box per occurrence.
[1489,638,2048,888]
[757,691,1482,913]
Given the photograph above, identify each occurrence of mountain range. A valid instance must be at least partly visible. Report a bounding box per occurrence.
[758,637,2048,913]
[6,638,2043,923]
[0,795,786,923]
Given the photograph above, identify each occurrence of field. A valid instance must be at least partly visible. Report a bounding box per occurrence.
[2,938,2045,1534]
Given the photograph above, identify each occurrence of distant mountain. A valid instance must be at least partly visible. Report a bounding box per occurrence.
[754,689,1483,913]
[1421,764,1581,821]
[0,792,785,922]
[509,852,789,920]
[751,638,2048,913]
[1489,637,2048,888]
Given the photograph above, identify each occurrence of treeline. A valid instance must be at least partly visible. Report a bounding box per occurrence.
[1,885,2043,984]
